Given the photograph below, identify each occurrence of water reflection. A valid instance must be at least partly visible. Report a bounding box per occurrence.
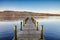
[0,20,21,40]
[35,16,60,40]
[0,16,60,40]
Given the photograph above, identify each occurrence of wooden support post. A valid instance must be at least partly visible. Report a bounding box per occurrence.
[40,25,43,39]
[33,19,35,24]
[14,25,17,40]
[36,22,38,31]
[35,20,36,26]
[25,17,27,24]
[20,22,22,31]
[37,22,38,31]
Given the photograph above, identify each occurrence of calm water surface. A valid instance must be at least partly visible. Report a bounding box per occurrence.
[35,16,60,40]
[0,16,60,40]
[0,20,21,40]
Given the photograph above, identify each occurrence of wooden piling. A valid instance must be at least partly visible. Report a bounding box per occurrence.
[36,22,38,31]
[25,17,28,24]
[14,25,17,40]
[31,17,34,24]
[20,22,22,31]
[35,22,38,31]
[40,25,43,39]
[35,20,36,26]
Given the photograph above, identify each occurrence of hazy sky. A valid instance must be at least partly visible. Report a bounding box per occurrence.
[0,0,60,14]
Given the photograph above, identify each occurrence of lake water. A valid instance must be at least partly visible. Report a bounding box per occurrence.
[35,16,60,40]
[0,16,60,40]
[0,20,21,40]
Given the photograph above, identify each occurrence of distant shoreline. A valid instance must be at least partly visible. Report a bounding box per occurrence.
[0,11,60,21]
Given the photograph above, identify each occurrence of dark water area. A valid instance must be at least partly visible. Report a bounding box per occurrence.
[0,16,60,40]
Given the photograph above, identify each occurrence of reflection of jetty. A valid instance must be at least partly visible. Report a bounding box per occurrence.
[13,17,44,40]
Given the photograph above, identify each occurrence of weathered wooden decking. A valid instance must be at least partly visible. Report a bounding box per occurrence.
[13,17,44,40]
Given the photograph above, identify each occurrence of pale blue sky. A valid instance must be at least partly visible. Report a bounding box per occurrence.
[0,0,60,14]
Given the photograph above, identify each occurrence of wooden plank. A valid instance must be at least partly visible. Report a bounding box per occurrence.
[13,17,44,40]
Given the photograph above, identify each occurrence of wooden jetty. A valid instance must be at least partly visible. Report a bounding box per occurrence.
[13,17,44,40]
